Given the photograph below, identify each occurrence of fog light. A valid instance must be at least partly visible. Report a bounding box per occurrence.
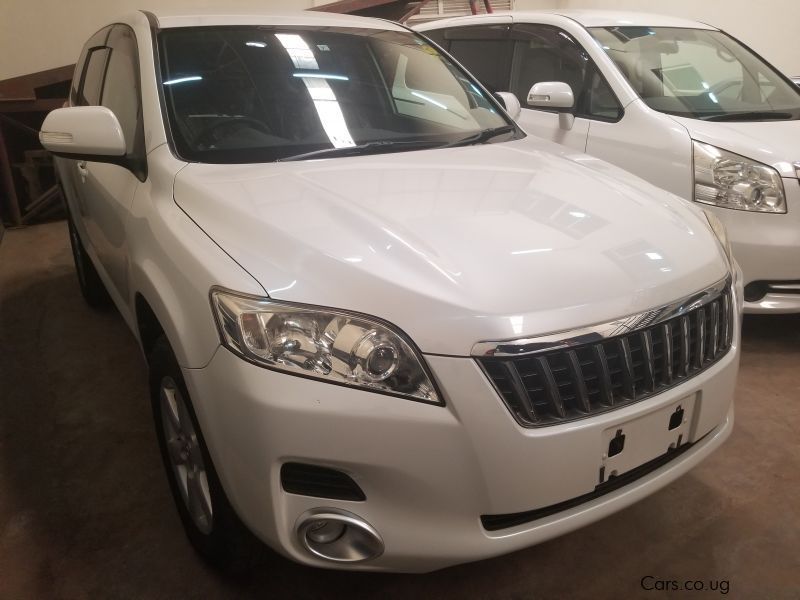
[296,509,384,562]
[306,519,346,544]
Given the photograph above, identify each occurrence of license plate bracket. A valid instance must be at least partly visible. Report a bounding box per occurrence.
[599,394,697,484]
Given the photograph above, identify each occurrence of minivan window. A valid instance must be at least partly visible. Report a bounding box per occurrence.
[590,26,800,121]
[158,26,520,163]
[444,25,513,93]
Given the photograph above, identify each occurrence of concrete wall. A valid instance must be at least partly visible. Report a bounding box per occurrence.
[1,0,798,81]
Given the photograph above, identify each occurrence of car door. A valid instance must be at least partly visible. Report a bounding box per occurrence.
[72,24,145,305]
[509,23,623,152]
[59,27,112,245]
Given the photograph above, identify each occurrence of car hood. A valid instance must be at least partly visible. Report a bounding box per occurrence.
[174,138,729,356]
[670,115,800,178]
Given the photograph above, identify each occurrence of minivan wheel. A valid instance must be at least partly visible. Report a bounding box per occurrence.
[66,216,111,308]
[148,337,262,572]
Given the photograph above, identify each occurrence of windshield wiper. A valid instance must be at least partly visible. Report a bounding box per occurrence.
[701,111,794,122]
[276,139,444,162]
[441,125,516,149]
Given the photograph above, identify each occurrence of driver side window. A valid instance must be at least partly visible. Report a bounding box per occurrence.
[101,25,142,156]
[510,24,622,121]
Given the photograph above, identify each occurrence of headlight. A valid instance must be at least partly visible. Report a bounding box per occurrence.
[693,141,786,213]
[210,289,441,404]
[703,209,734,267]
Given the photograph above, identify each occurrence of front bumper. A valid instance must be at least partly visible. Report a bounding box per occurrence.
[181,311,740,573]
[709,178,800,313]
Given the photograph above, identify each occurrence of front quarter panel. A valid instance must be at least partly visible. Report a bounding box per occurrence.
[127,145,266,368]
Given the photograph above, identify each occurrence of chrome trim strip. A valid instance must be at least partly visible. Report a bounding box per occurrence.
[768,283,800,291]
[471,276,731,358]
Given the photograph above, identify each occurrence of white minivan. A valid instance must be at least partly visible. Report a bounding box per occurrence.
[417,11,800,312]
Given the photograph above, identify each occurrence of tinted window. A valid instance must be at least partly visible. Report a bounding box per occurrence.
[78,47,110,106]
[158,26,518,163]
[511,24,622,121]
[421,28,448,49]
[71,27,111,106]
[102,25,141,154]
[444,25,512,93]
[591,26,800,120]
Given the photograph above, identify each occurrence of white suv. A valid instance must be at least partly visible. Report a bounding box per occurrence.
[41,9,740,573]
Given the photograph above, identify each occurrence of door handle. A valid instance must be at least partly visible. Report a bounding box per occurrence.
[77,161,88,182]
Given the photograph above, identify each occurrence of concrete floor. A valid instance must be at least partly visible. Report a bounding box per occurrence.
[0,221,798,600]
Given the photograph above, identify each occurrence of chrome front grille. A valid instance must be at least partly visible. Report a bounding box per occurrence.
[476,281,734,427]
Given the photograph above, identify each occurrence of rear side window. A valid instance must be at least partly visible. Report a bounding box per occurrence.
[510,24,622,121]
[442,25,513,93]
[77,47,110,106]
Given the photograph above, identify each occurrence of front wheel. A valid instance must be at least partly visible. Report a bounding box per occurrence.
[148,337,262,571]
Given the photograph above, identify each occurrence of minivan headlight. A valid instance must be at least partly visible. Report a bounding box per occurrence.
[211,289,441,404]
[693,141,786,213]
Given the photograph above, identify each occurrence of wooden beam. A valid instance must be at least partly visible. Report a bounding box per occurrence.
[0,98,66,113]
[0,65,74,103]
[310,0,404,14]
[0,127,22,227]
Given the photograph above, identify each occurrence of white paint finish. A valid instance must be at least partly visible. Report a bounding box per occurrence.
[420,11,800,310]
[546,9,717,30]
[175,137,728,356]
[670,115,800,178]
[154,9,406,31]
[182,333,738,572]
[585,99,696,200]
[705,181,800,305]
[527,80,575,108]
[495,91,522,120]
[39,106,126,156]
[56,11,740,571]
[124,146,267,368]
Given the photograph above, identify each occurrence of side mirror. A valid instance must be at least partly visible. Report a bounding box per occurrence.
[527,81,575,109]
[493,92,522,120]
[527,82,576,131]
[39,106,126,160]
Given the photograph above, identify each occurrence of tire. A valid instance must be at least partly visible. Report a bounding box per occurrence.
[66,216,111,308]
[148,336,262,572]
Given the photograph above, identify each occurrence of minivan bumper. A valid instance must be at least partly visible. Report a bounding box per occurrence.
[710,178,800,313]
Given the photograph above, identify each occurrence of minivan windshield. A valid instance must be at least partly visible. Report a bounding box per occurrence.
[158,26,520,163]
[590,27,800,121]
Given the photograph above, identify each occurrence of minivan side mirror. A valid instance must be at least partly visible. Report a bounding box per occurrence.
[493,92,522,120]
[40,106,126,162]
[527,82,576,131]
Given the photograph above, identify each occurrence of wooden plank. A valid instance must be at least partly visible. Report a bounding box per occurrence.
[0,98,66,113]
[0,65,74,102]
[310,0,400,13]
[0,126,22,226]
[21,184,61,224]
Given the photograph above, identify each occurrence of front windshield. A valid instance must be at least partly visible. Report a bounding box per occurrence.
[158,26,518,162]
[589,26,800,121]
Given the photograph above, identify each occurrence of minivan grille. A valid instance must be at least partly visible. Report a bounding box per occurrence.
[478,287,733,427]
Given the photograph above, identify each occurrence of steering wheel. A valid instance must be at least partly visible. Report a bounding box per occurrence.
[193,117,273,148]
